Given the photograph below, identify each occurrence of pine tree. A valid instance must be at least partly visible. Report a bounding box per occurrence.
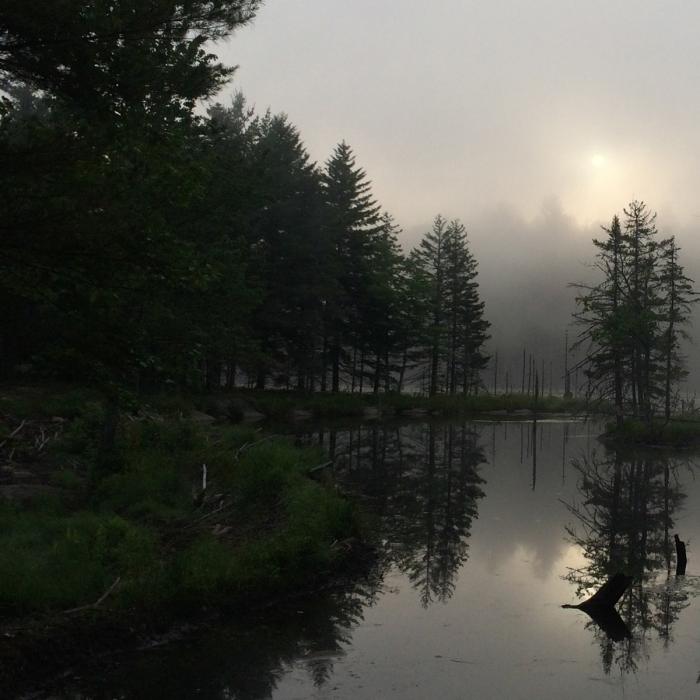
[362,213,405,393]
[658,237,697,420]
[573,202,695,424]
[573,216,629,426]
[322,141,383,392]
[412,216,490,396]
[412,215,450,396]
[622,200,663,419]
[458,243,491,395]
[246,112,326,389]
[0,1,261,119]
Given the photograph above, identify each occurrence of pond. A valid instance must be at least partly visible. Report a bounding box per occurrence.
[36,419,700,699]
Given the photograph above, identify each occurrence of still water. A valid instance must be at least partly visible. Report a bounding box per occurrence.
[42,419,700,699]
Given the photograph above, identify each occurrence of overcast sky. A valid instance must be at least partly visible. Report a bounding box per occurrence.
[217,0,700,235]
[215,1,700,388]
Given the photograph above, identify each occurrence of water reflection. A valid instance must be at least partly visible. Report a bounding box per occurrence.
[30,420,700,699]
[312,422,486,606]
[563,450,695,674]
[44,578,381,699]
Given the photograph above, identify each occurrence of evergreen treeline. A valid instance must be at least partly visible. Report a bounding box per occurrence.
[573,201,697,424]
[0,2,490,396]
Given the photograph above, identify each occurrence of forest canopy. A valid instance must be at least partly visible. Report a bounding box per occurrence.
[0,1,490,396]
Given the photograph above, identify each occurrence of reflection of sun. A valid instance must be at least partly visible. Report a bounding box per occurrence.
[591,153,607,168]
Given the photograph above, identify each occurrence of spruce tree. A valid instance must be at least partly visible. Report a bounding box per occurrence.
[573,202,696,424]
[412,216,489,396]
[322,141,383,392]
[573,216,629,426]
[658,237,697,420]
[412,215,450,396]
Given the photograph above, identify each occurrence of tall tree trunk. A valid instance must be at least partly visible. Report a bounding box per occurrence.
[226,359,237,390]
[493,351,498,395]
[398,347,408,393]
[350,345,357,393]
[331,341,340,393]
[359,348,365,393]
[430,340,439,397]
[384,350,391,393]
[373,352,381,394]
[664,251,676,422]
[255,367,266,391]
[206,356,221,391]
[320,335,328,392]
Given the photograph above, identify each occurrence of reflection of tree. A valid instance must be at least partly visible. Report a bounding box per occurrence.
[48,574,382,699]
[564,449,690,674]
[328,421,486,607]
[88,417,484,700]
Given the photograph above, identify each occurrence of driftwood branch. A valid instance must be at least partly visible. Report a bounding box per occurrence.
[63,577,121,615]
[234,435,280,461]
[0,420,27,448]
[309,461,334,476]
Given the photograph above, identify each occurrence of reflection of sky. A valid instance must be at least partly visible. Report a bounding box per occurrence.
[273,420,700,699]
[470,421,594,582]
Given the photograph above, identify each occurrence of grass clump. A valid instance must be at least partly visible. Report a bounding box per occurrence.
[0,503,158,615]
[168,439,357,606]
[605,418,700,447]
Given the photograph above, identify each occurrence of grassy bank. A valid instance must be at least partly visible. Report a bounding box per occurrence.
[0,386,360,619]
[204,388,598,422]
[603,418,700,448]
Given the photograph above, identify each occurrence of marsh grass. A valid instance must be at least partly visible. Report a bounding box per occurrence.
[0,388,360,617]
[605,418,700,447]
[235,388,598,419]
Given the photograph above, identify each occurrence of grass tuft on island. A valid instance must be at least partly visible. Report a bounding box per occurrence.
[603,418,700,448]
[0,386,361,620]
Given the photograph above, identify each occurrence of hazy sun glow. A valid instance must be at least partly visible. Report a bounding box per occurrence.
[591,153,607,168]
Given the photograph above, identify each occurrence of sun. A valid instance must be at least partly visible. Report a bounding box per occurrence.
[591,153,607,168]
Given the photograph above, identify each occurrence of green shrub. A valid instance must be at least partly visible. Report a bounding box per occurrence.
[0,505,157,614]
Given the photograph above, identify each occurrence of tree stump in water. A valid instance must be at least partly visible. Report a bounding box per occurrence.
[575,572,632,610]
[675,534,687,576]
[562,573,633,641]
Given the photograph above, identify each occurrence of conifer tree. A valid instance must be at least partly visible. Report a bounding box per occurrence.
[322,141,383,392]
[412,216,489,396]
[658,238,697,420]
[573,201,695,424]
[412,215,450,396]
[247,113,325,389]
[573,215,629,426]
[0,0,261,119]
